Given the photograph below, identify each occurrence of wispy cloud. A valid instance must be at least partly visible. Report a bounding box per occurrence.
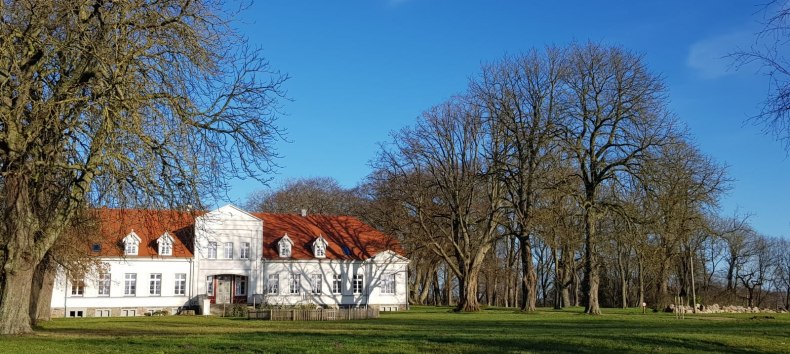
[687,31,752,79]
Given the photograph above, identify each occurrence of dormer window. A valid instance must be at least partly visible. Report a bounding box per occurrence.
[313,236,328,258]
[157,232,174,256]
[278,234,293,258]
[122,231,141,256]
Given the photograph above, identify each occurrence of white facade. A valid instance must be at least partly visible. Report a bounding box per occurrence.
[51,205,409,317]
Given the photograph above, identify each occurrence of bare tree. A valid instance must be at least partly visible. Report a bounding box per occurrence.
[246,177,363,216]
[561,43,675,314]
[0,0,286,334]
[732,1,790,150]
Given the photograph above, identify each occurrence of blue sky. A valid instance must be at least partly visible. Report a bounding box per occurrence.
[226,1,789,238]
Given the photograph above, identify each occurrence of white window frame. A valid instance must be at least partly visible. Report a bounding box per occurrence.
[235,275,247,296]
[224,242,233,259]
[150,273,162,296]
[240,242,250,259]
[311,274,322,294]
[352,274,364,295]
[207,242,217,259]
[98,273,111,296]
[206,276,214,296]
[159,241,172,256]
[267,273,279,294]
[124,273,137,296]
[382,274,396,294]
[174,273,186,295]
[280,243,291,257]
[332,274,342,294]
[289,272,300,294]
[70,278,85,296]
[124,243,138,256]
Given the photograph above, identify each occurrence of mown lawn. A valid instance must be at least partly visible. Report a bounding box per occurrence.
[2,306,789,353]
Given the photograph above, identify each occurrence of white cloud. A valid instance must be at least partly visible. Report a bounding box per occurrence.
[687,31,752,79]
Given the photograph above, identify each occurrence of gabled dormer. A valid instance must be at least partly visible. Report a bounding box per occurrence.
[157,231,174,256]
[123,231,141,256]
[313,235,328,258]
[278,234,293,258]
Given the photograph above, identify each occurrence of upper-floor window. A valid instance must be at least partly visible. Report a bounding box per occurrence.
[352,274,364,294]
[207,242,217,259]
[123,231,141,256]
[70,279,85,296]
[278,235,293,258]
[313,236,327,258]
[224,242,233,259]
[157,232,173,256]
[240,242,250,259]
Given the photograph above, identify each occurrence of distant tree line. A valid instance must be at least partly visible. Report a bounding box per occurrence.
[248,43,790,314]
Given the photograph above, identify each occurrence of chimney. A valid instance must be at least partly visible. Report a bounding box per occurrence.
[300,209,308,217]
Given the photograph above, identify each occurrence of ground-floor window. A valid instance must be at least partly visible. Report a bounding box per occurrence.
[382,274,396,294]
[95,309,111,317]
[289,273,300,294]
[98,273,111,296]
[311,274,322,294]
[206,275,214,296]
[352,274,364,294]
[121,309,136,317]
[267,273,279,294]
[235,275,247,296]
[124,273,137,296]
[70,279,85,296]
[332,274,342,294]
[149,273,162,296]
[174,273,187,295]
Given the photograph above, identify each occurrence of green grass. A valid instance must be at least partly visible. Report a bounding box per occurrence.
[2,306,789,353]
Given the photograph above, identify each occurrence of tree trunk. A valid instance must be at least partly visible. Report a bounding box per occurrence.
[29,253,57,324]
[637,256,645,308]
[617,248,628,308]
[0,261,36,334]
[654,258,671,310]
[455,269,481,312]
[582,206,601,314]
[518,234,537,312]
[553,247,562,309]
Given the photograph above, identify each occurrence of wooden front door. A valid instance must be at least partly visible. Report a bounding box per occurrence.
[217,276,232,304]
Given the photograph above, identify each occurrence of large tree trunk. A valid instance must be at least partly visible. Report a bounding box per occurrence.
[518,234,537,312]
[582,206,601,314]
[0,260,36,334]
[654,257,671,310]
[29,253,57,324]
[456,268,481,312]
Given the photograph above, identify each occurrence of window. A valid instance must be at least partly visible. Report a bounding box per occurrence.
[313,236,327,258]
[174,273,186,295]
[352,274,364,294]
[124,242,138,256]
[240,242,250,259]
[289,272,300,294]
[315,246,325,258]
[235,276,247,296]
[206,276,214,296]
[267,274,279,294]
[98,273,111,296]
[224,242,233,259]
[332,274,342,294]
[124,273,137,296]
[150,274,162,296]
[278,235,293,258]
[382,274,396,294]
[207,242,217,259]
[91,243,102,253]
[311,274,322,294]
[159,241,172,256]
[70,279,85,296]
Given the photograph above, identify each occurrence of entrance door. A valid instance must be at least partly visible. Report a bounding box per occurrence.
[216,276,231,303]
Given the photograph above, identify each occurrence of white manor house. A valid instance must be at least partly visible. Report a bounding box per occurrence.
[50,205,409,317]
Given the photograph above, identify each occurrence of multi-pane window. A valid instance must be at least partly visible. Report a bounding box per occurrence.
[240,242,250,259]
[382,274,396,294]
[124,273,137,296]
[150,274,162,296]
[98,273,111,296]
[224,242,233,259]
[235,276,247,295]
[124,243,138,256]
[289,272,300,294]
[71,279,85,296]
[207,242,217,259]
[279,243,291,258]
[352,274,364,294]
[159,242,172,256]
[314,243,325,258]
[174,273,186,295]
[206,276,214,296]
[311,274,322,294]
[267,274,279,294]
[332,274,342,294]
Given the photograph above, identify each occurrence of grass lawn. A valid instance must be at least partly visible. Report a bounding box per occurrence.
[2,306,788,353]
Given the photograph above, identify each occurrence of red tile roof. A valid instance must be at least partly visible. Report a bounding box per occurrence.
[91,208,404,261]
[254,213,405,260]
[92,208,200,258]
